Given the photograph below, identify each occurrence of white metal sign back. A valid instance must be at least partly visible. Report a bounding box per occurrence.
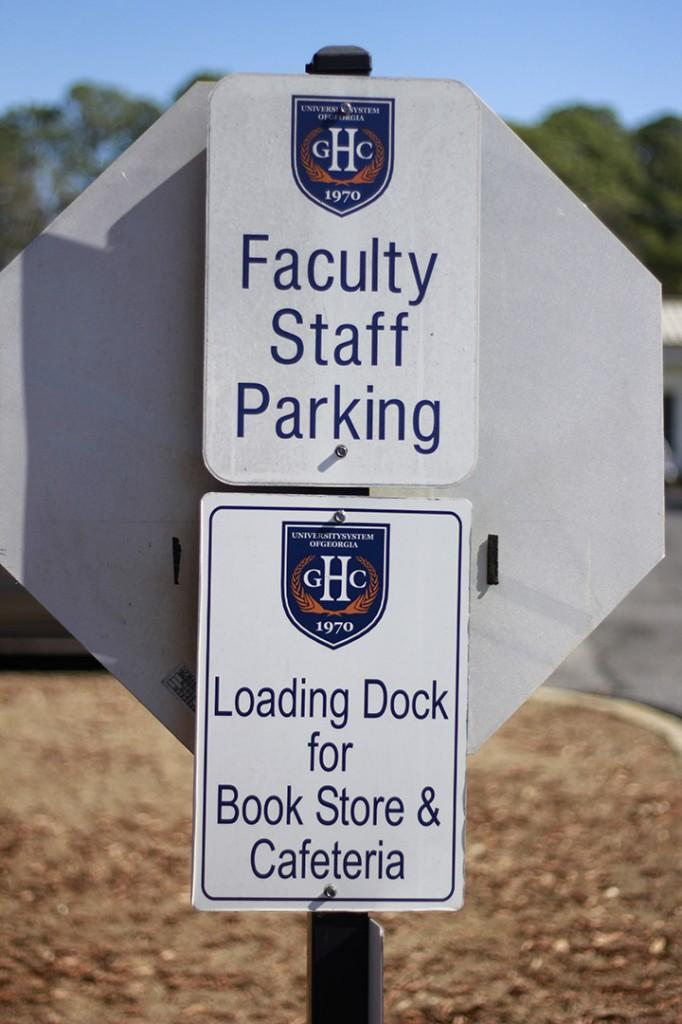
[192,493,470,911]
[0,78,662,757]
[203,75,479,488]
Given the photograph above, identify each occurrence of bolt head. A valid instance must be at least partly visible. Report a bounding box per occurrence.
[339,102,352,116]
[323,884,337,899]
[335,444,348,459]
[333,510,346,524]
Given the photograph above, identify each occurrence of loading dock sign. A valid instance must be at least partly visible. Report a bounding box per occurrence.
[192,493,470,911]
[203,75,480,488]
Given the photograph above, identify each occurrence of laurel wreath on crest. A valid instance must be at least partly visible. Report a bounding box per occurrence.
[300,127,385,186]
[290,555,380,616]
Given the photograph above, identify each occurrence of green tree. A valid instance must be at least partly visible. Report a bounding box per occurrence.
[512,104,682,293]
[634,116,682,293]
[0,73,228,269]
[7,83,161,216]
[0,115,44,267]
[0,82,161,267]
[512,105,647,259]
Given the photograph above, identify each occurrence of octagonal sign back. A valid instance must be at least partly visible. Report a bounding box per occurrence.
[0,75,663,754]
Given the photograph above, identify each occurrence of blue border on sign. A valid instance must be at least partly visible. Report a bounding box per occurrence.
[200,503,464,905]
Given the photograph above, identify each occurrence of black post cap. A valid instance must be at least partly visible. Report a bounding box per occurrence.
[306,46,372,76]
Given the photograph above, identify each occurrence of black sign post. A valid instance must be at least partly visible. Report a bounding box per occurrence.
[308,913,371,1024]
[302,46,381,1024]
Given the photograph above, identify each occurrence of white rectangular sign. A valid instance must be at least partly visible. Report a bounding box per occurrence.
[192,493,470,911]
[204,74,479,487]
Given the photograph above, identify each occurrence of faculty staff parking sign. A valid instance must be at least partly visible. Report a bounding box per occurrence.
[192,494,470,911]
[203,75,480,487]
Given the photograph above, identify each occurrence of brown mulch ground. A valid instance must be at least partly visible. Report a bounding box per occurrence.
[0,672,680,1024]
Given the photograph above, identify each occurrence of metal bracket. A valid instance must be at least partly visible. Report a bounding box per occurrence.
[486,534,499,585]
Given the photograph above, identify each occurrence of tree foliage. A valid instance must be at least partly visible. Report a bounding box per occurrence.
[513,107,645,247]
[1,83,162,225]
[0,115,44,268]
[633,116,682,292]
[511,105,682,293]
[0,75,224,268]
[0,83,680,292]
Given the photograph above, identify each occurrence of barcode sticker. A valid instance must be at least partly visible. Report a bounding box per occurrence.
[161,664,196,712]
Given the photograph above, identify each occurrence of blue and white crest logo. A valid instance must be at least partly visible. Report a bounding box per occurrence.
[282,522,389,648]
[292,96,394,217]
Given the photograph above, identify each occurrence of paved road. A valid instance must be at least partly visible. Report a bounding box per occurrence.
[548,494,682,716]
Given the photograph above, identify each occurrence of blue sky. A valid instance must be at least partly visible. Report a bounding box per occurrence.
[3,0,680,126]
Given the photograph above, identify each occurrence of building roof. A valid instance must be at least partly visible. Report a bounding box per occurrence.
[663,299,682,346]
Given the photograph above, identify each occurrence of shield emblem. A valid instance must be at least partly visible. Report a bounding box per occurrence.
[282,522,390,648]
[292,96,394,216]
